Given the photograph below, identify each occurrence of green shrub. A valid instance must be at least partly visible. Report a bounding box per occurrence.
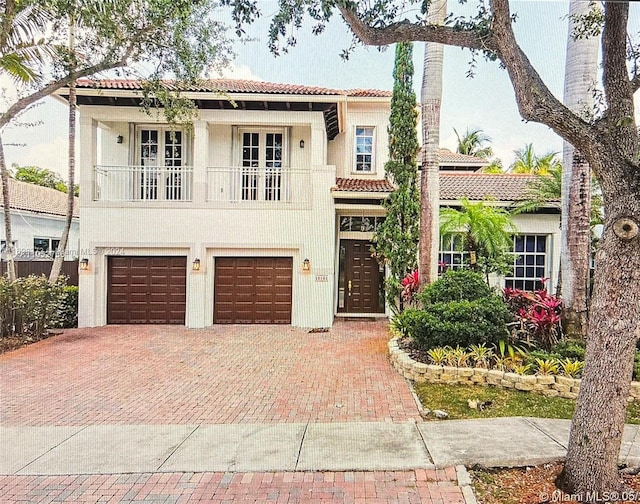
[524,349,561,368]
[634,352,640,381]
[57,286,78,328]
[551,339,586,361]
[0,275,67,338]
[417,269,493,305]
[401,295,511,350]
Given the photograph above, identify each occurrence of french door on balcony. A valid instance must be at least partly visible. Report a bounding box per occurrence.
[139,128,186,200]
[239,129,286,201]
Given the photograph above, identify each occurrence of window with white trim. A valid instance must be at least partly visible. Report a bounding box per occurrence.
[238,129,286,201]
[354,127,375,172]
[505,234,548,291]
[138,127,188,200]
[34,237,60,256]
[438,233,468,273]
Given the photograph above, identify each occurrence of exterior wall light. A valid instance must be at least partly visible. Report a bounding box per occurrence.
[299,139,305,149]
[116,135,124,144]
[79,258,89,270]
[302,258,310,271]
[192,258,201,271]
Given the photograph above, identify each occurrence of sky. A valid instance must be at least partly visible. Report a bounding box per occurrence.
[2,0,640,178]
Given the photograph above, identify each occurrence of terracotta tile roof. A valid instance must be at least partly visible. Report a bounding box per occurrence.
[436,149,489,165]
[0,178,79,217]
[334,173,555,203]
[333,178,395,193]
[440,173,549,202]
[75,79,392,98]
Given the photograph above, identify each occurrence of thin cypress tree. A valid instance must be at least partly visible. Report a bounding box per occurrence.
[372,42,420,310]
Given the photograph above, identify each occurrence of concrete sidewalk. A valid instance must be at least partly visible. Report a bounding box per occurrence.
[3,417,640,476]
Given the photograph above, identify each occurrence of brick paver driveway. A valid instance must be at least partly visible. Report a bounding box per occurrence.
[0,320,419,426]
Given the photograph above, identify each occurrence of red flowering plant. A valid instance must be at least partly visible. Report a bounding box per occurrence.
[400,269,420,305]
[503,278,563,350]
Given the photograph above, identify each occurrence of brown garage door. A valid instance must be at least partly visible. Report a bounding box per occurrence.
[107,256,187,324]
[214,257,292,324]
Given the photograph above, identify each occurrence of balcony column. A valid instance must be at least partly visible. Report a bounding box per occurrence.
[79,116,97,205]
[78,115,97,328]
[309,123,327,170]
[192,120,208,203]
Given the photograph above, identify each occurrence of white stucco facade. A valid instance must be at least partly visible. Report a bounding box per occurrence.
[69,80,561,329]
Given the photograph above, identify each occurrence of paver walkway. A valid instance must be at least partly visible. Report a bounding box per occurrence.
[0,321,419,426]
[0,469,466,504]
[1,322,466,502]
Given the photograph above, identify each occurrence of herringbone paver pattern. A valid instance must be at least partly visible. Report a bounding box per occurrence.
[0,321,419,426]
[0,469,465,503]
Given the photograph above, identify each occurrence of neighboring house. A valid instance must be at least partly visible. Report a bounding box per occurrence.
[57,79,559,328]
[0,178,80,260]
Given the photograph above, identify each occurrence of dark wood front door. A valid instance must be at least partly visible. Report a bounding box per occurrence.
[338,240,384,313]
[107,256,187,324]
[214,257,292,324]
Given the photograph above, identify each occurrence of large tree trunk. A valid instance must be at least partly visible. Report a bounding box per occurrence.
[418,0,446,288]
[49,80,76,283]
[558,149,640,493]
[0,135,16,281]
[560,0,598,338]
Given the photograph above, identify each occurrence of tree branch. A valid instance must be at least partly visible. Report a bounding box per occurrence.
[0,16,162,131]
[487,0,599,159]
[338,0,599,161]
[337,4,495,52]
[0,55,129,129]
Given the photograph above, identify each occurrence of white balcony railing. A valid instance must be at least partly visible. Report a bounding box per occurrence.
[206,166,310,204]
[94,165,193,202]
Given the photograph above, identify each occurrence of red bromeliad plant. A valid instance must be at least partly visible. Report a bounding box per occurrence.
[503,279,563,350]
[401,269,419,304]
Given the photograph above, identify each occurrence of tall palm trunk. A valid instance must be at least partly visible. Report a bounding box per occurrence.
[419,0,446,287]
[0,134,16,280]
[560,0,598,337]
[50,15,76,283]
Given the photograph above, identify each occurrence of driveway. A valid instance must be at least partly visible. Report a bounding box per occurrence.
[0,320,420,426]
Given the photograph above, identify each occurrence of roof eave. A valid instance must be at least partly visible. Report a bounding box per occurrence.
[331,190,391,199]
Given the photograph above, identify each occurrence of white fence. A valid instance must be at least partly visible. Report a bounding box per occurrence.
[206,167,310,204]
[94,165,193,201]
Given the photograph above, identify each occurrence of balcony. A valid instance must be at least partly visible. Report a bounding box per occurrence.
[92,165,312,205]
[206,166,310,205]
[94,165,193,202]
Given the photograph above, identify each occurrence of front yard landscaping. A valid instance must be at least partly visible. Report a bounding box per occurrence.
[0,275,77,354]
[414,381,640,424]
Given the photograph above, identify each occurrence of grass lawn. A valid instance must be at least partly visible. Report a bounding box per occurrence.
[414,382,640,424]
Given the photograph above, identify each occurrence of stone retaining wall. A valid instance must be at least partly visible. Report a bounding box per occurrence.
[388,337,640,402]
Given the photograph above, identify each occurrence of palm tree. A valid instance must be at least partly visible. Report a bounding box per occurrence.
[513,165,562,214]
[419,0,446,288]
[510,143,561,175]
[50,11,77,282]
[1,2,52,281]
[559,0,599,338]
[454,127,493,158]
[482,159,504,173]
[440,198,517,282]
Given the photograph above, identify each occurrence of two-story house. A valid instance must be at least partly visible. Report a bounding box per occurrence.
[58,79,559,328]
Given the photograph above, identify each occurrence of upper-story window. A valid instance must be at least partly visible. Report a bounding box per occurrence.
[239,129,286,201]
[138,127,189,201]
[354,127,375,173]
